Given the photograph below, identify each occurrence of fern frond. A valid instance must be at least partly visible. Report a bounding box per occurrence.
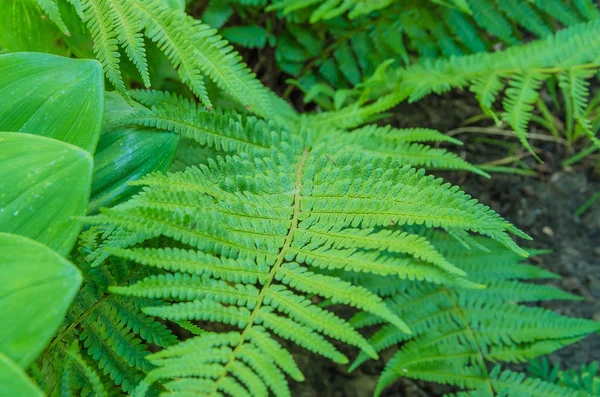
[240,0,600,105]
[501,71,548,157]
[62,341,108,397]
[36,233,177,395]
[107,0,150,88]
[81,0,126,96]
[527,357,600,395]
[348,232,599,396]
[559,68,600,147]
[86,104,534,395]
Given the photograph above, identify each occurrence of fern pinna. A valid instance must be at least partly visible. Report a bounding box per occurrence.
[72,89,544,397]
[349,233,600,396]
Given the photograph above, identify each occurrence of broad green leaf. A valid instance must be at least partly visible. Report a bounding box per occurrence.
[0,353,44,396]
[90,129,179,213]
[0,132,93,255]
[0,0,67,55]
[0,52,104,153]
[0,233,82,367]
[89,93,179,213]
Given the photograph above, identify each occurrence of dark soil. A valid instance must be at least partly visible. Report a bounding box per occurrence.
[290,92,600,396]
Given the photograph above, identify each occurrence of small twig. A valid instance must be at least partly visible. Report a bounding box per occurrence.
[446,126,568,145]
[480,150,538,167]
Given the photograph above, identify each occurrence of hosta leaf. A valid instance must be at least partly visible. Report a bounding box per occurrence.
[0,0,67,55]
[0,132,93,255]
[0,52,104,153]
[89,93,179,213]
[0,353,44,396]
[0,233,82,367]
[90,128,178,214]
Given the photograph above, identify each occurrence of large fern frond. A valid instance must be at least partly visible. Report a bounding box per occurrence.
[82,100,533,395]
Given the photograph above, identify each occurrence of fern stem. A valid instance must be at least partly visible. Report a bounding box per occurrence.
[46,265,144,353]
[209,149,311,395]
[46,293,111,353]
[446,126,567,144]
[441,288,496,395]
[535,98,562,138]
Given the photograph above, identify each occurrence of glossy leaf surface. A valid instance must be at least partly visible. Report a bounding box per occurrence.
[0,233,82,367]
[0,52,104,153]
[0,0,67,55]
[90,129,178,213]
[89,93,179,213]
[0,132,93,255]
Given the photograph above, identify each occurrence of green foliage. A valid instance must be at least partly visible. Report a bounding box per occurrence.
[0,133,93,256]
[349,233,599,396]
[0,52,104,153]
[0,0,67,54]
[89,93,179,214]
[0,52,102,255]
[203,0,599,102]
[310,19,600,154]
[0,52,179,396]
[76,89,559,396]
[35,230,178,395]
[21,0,276,117]
[0,354,45,397]
[0,2,598,397]
[527,358,600,395]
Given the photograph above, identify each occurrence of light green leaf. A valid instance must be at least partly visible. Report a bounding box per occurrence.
[0,132,93,255]
[0,353,44,396]
[0,52,104,153]
[0,233,82,367]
